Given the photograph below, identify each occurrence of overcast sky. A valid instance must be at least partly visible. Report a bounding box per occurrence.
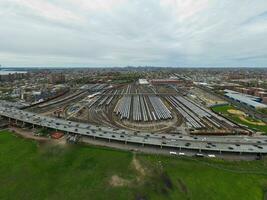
[1,0,267,68]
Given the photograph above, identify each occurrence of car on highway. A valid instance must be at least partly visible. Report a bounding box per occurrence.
[207,154,216,158]
[185,142,191,147]
[195,153,204,157]
[169,151,177,155]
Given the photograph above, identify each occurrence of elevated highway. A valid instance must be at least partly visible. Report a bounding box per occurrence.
[1,106,267,155]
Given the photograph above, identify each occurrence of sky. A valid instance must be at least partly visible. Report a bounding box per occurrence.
[0,0,267,68]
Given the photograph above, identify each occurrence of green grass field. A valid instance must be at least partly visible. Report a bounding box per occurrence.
[1,130,267,200]
[212,105,267,134]
[259,108,267,115]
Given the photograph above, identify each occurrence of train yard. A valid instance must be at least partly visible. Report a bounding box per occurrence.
[114,95,172,122]
[165,95,237,130]
[1,75,266,157]
[21,81,249,136]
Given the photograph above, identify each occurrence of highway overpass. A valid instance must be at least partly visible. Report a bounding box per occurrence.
[0,106,267,155]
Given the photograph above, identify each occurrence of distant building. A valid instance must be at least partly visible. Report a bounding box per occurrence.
[233,87,267,98]
[0,72,28,82]
[224,89,267,109]
[255,91,267,98]
[150,79,183,85]
[49,73,65,84]
[214,82,240,90]
[138,79,149,85]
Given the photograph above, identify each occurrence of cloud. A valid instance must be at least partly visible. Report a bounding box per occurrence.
[0,0,267,67]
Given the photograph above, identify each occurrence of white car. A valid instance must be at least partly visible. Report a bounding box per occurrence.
[178,152,185,156]
[169,151,177,155]
[208,154,216,158]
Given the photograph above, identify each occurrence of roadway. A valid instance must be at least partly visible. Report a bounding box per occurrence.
[1,105,267,155]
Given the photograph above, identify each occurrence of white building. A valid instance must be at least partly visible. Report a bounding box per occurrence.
[224,90,267,109]
[138,79,149,85]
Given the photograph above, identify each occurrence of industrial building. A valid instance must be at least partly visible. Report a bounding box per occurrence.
[224,90,267,109]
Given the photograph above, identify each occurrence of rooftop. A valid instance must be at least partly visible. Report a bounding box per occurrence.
[224,90,267,109]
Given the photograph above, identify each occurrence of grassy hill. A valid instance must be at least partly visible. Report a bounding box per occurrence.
[0,130,267,200]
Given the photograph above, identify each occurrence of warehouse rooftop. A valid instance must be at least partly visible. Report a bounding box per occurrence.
[224,90,267,109]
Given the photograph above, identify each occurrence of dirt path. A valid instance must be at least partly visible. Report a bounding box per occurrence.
[228,109,266,126]
[8,127,49,141]
[132,154,146,177]
[109,175,130,187]
[239,116,266,126]
[8,127,69,147]
[109,154,149,187]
